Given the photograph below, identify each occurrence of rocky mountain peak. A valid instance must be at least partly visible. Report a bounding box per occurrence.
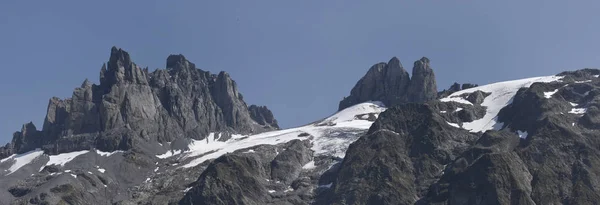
[1,47,279,159]
[407,56,437,102]
[338,56,438,110]
[166,54,193,71]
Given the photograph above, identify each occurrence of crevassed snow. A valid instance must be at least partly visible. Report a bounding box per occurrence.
[95,150,123,157]
[517,130,528,139]
[1,149,44,175]
[177,102,386,168]
[441,76,563,133]
[544,89,559,98]
[42,150,89,170]
[302,161,316,169]
[569,108,588,114]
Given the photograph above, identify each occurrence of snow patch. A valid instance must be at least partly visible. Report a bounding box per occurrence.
[302,161,316,169]
[440,111,447,114]
[268,190,276,193]
[441,76,563,133]
[569,108,588,114]
[575,80,592,83]
[98,168,106,173]
[1,149,44,175]
[43,150,90,170]
[570,102,579,106]
[454,108,463,112]
[517,130,528,139]
[440,97,473,105]
[243,149,255,153]
[183,187,193,193]
[95,150,123,157]
[544,89,559,98]
[446,122,461,128]
[320,101,386,125]
[70,174,77,178]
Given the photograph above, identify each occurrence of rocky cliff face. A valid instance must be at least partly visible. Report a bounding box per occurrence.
[0,47,278,158]
[339,57,439,111]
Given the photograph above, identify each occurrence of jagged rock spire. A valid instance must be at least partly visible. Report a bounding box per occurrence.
[339,56,438,110]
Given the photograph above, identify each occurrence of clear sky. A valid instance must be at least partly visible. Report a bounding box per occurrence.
[1,1,600,144]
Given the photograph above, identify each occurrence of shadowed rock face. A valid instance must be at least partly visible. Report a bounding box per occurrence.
[339,57,438,111]
[1,47,278,157]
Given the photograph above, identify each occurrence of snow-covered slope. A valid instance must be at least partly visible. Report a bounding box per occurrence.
[156,101,387,168]
[441,75,563,132]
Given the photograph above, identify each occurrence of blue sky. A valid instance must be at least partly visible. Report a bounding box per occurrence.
[1,1,600,144]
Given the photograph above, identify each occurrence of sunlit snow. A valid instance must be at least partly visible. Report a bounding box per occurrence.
[41,150,89,171]
[160,102,386,169]
[544,89,559,98]
[440,76,563,133]
[1,149,44,175]
[569,108,587,114]
[446,122,460,128]
[95,150,123,157]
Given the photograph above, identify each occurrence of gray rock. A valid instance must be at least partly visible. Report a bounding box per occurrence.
[1,46,279,157]
[407,57,438,103]
[339,57,439,110]
[339,57,410,110]
[249,105,280,129]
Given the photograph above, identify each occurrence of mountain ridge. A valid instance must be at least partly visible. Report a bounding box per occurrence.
[1,47,600,205]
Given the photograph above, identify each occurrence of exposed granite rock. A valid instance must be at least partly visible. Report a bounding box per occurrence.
[339,57,439,110]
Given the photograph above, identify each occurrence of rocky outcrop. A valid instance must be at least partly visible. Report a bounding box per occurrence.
[438,83,479,99]
[338,57,438,111]
[179,140,314,205]
[1,47,278,157]
[328,103,479,205]
[249,105,279,129]
[407,57,438,103]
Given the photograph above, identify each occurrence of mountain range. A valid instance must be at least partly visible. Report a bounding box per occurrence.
[1,47,600,205]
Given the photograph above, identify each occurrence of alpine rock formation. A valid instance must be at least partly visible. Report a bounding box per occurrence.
[1,48,600,205]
